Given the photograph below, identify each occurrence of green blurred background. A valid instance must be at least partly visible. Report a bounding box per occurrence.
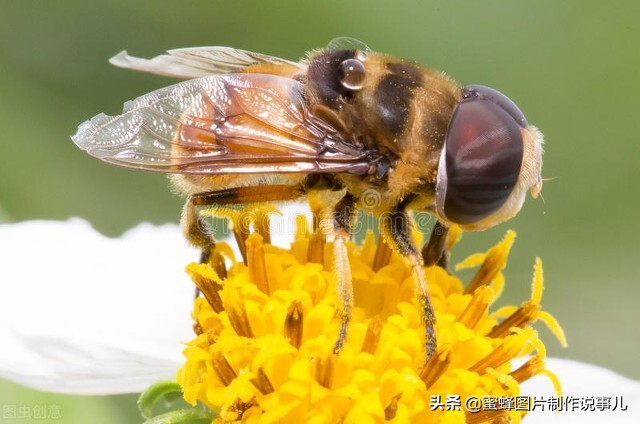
[1,0,639,422]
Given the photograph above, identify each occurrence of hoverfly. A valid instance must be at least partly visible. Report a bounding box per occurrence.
[72,38,543,361]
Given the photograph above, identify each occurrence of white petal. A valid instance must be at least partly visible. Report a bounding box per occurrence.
[0,206,311,395]
[0,218,198,394]
[0,327,179,394]
[522,358,640,422]
[269,202,313,248]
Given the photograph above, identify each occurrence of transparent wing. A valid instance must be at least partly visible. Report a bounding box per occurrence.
[109,47,305,79]
[326,37,371,52]
[72,73,372,175]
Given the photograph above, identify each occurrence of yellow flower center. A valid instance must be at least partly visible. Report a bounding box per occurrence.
[177,216,565,423]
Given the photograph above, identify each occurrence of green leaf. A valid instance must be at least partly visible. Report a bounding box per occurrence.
[141,409,213,424]
[138,380,183,419]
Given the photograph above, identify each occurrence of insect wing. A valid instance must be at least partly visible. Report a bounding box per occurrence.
[110,47,305,79]
[72,73,370,175]
[325,37,371,53]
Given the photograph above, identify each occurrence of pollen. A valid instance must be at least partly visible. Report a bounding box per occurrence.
[177,215,565,423]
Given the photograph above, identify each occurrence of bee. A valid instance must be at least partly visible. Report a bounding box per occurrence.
[72,38,543,361]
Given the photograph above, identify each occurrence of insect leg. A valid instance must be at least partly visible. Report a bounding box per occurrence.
[331,193,357,354]
[186,180,352,350]
[182,197,215,264]
[421,220,450,270]
[380,205,437,361]
[183,185,306,265]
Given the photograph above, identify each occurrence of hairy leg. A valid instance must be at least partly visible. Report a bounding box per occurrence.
[182,185,305,263]
[331,193,357,354]
[380,206,437,361]
[422,220,450,269]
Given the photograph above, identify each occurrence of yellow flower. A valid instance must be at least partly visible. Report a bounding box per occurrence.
[177,216,565,423]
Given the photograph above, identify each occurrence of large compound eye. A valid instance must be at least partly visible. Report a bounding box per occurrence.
[463,85,528,128]
[338,58,366,90]
[436,86,525,225]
